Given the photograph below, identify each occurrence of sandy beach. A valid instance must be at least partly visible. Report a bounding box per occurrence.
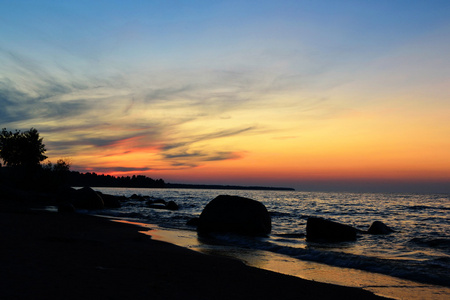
[0,198,390,300]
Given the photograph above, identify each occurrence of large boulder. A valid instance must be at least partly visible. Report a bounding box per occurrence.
[197,195,271,236]
[367,221,394,234]
[306,217,357,242]
[96,192,123,208]
[72,187,104,209]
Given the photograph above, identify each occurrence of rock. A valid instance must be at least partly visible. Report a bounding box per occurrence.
[150,198,166,205]
[146,198,166,206]
[197,195,271,236]
[130,194,147,201]
[72,187,104,209]
[148,203,167,209]
[147,200,179,211]
[97,192,122,208]
[306,217,357,242]
[166,201,179,211]
[367,221,394,234]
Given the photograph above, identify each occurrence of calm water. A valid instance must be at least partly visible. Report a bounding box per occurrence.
[91,188,449,290]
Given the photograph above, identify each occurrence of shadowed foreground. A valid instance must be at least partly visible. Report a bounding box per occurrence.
[0,199,390,300]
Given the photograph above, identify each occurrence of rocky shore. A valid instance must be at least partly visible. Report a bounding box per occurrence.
[0,197,391,300]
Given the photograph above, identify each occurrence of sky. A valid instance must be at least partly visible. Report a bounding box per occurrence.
[1,0,449,193]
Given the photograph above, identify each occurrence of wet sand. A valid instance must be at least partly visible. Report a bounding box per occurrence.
[137,224,450,300]
[0,198,390,299]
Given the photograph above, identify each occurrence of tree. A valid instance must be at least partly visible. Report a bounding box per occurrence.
[43,158,71,172]
[54,158,71,172]
[0,128,47,168]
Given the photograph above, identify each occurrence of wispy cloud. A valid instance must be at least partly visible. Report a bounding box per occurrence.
[84,166,154,174]
[0,48,268,171]
[159,127,254,167]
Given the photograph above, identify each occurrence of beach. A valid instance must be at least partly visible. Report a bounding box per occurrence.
[0,198,389,300]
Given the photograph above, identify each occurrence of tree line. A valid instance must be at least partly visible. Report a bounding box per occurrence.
[0,128,164,190]
[67,172,165,188]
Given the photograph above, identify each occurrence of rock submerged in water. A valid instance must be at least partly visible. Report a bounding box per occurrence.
[367,221,394,234]
[147,199,179,210]
[306,217,357,242]
[166,201,179,211]
[197,195,271,236]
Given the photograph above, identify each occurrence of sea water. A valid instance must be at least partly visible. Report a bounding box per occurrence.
[89,188,449,299]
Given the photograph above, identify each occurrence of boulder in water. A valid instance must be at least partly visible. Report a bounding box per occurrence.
[306,217,357,242]
[166,200,179,211]
[367,221,394,234]
[72,187,104,209]
[148,200,179,211]
[97,192,123,208]
[197,195,271,236]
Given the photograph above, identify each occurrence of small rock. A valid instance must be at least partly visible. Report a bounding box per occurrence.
[367,221,394,234]
[166,201,179,211]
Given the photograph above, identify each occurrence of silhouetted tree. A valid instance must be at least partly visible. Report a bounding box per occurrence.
[66,171,165,188]
[0,128,47,168]
[54,158,71,172]
[41,158,71,190]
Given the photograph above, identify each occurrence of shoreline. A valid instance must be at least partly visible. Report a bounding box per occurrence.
[0,198,389,300]
[115,219,450,300]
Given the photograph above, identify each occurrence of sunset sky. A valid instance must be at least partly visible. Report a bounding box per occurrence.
[1,1,449,192]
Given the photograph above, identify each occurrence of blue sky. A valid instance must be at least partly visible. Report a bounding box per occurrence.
[1,1,449,192]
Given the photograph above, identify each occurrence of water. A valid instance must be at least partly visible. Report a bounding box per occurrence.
[89,188,449,298]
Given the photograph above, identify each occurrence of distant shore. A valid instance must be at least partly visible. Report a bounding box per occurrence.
[165,183,295,191]
[0,197,388,300]
[56,169,295,191]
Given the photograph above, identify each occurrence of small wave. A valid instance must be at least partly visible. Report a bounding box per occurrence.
[201,232,450,287]
[408,205,450,211]
[273,233,305,238]
[269,211,293,217]
[285,245,450,287]
[409,237,450,251]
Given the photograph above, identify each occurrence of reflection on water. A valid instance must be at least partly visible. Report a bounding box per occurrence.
[113,219,450,300]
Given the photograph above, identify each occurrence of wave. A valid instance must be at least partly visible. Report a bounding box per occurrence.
[273,233,305,239]
[408,205,450,211]
[409,237,450,252]
[203,233,450,287]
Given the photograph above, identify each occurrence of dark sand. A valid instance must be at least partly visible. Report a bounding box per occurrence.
[0,198,391,300]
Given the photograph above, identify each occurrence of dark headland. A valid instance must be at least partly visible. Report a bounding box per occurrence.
[0,197,390,300]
